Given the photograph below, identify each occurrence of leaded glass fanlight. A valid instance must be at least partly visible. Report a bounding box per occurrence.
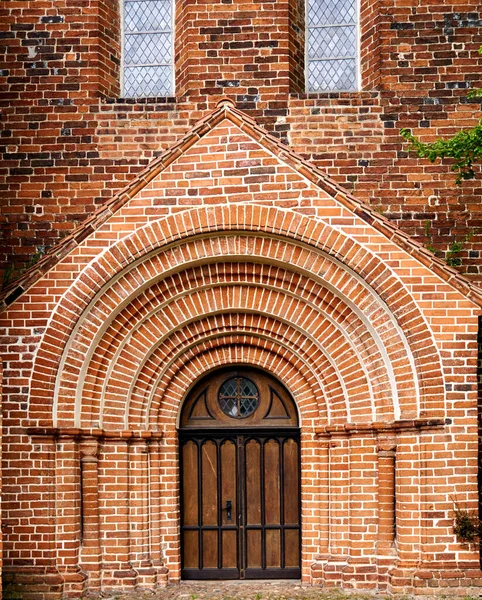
[307,0,358,92]
[218,377,260,419]
[122,0,174,97]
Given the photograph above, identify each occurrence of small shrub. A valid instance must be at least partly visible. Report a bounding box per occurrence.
[453,501,482,547]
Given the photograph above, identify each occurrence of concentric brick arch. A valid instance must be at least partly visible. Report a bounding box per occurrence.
[89,276,400,428]
[151,343,320,431]
[122,326,337,427]
[28,205,445,429]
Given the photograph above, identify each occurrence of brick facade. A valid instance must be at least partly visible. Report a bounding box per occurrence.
[1,0,482,598]
[1,1,482,283]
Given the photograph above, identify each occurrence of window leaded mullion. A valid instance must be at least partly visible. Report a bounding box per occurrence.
[306,0,358,92]
[122,0,174,97]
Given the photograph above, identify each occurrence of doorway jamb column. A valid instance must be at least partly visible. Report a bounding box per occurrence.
[55,433,86,595]
[377,437,397,554]
[311,432,330,585]
[128,436,156,586]
[79,436,101,588]
[147,436,169,586]
[316,433,330,557]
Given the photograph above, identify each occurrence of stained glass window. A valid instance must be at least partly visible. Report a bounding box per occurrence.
[122,0,174,97]
[307,0,358,92]
[218,377,259,419]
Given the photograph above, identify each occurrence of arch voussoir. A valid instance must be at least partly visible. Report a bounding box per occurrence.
[27,206,445,431]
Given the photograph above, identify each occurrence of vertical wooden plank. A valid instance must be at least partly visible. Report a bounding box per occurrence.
[221,440,237,526]
[283,439,299,525]
[264,439,280,524]
[221,439,237,570]
[265,530,281,568]
[203,530,218,568]
[246,530,261,568]
[222,531,237,568]
[284,530,300,567]
[183,531,199,568]
[182,441,199,527]
[201,440,218,570]
[245,440,261,525]
[202,440,218,525]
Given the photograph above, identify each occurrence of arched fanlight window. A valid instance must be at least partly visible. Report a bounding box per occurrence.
[122,0,174,97]
[218,377,260,419]
[306,0,358,92]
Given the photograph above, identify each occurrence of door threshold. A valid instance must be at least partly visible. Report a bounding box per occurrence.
[180,580,303,584]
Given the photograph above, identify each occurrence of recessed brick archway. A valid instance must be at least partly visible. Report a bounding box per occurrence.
[29,206,444,429]
[19,203,464,595]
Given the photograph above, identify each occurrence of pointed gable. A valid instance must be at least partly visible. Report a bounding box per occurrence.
[1,97,481,310]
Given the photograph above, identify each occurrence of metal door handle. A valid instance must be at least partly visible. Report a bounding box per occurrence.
[224,500,232,520]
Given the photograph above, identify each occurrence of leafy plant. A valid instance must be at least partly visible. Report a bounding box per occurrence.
[453,499,482,547]
[1,249,45,290]
[445,230,476,267]
[400,45,482,184]
[400,124,482,185]
[422,221,475,267]
[423,220,436,255]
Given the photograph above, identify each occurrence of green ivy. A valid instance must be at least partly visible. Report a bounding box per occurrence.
[400,122,482,185]
[422,221,475,267]
[1,249,45,291]
[400,45,482,184]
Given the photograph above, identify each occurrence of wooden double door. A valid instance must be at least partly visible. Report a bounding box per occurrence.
[180,431,301,579]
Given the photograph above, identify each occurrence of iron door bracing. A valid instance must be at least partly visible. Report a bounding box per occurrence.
[180,430,301,580]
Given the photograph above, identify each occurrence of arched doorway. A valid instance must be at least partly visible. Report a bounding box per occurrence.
[179,367,301,580]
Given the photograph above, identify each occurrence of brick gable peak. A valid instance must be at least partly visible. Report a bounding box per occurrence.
[1,97,482,311]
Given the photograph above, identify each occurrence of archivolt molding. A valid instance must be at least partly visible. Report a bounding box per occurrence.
[28,206,445,429]
[148,343,320,431]
[96,294,391,427]
[109,319,344,428]
[89,272,398,427]
[55,252,417,427]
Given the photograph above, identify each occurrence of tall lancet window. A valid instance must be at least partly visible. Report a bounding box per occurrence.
[122,0,174,97]
[306,0,358,92]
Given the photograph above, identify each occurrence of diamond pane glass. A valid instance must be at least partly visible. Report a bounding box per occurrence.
[219,397,238,418]
[308,0,355,26]
[124,32,171,65]
[123,0,173,97]
[220,380,237,397]
[308,58,357,92]
[124,65,172,97]
[124,0,171,32]
[241,380,257,397]
[308,26,356,60]
[240,397,258,417]
[218,377,259,419]
[307,0,357,91]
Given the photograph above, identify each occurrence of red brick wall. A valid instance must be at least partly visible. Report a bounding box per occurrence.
[1,1,481,286]
[174,0,294,104]
[0,361,2,600]
[0,111,481,595]
[1,1,482,598]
